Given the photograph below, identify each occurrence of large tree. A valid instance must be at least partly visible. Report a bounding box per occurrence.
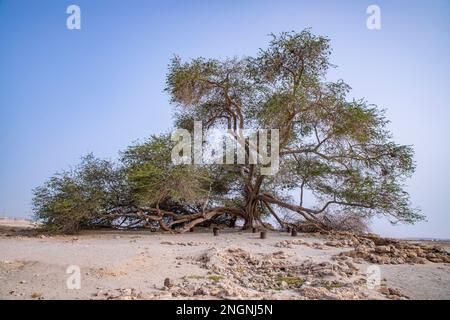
[165,30,422,230]
[33,30,423,233]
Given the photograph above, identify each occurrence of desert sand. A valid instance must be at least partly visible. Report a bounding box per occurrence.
[0,218,449,300]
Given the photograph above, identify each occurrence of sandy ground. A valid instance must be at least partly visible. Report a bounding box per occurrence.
[0,219,449,300]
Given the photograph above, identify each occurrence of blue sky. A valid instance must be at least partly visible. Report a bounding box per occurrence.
[0,0,449,238]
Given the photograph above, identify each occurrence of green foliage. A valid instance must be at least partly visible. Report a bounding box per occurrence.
[122,134,211,206]
[32,154,122,233]
[207,275,224,282]
[276,276,305,287]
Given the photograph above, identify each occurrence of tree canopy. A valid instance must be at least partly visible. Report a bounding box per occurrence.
[33,30,423,233]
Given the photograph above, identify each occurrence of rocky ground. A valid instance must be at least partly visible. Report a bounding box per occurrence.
[0,219,449,300]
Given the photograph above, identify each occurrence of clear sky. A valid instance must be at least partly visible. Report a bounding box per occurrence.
[1,0,449,238]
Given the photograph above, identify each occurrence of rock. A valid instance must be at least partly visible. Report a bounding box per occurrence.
[344,260,358,270]
[379,255,392,264]
[356,245,371,254]
[319,270,337,277]
[121,288,132,296]
[325,241,340,247]
[272,251,289,259]
[363,239,376,248]
[375,245,391,253]
[318,261,333,268]
[194,287,209,296]
[336,233,450,266]
[31,292,43,299]
[158,292,173,299]
[354,258,364,264]
[387,287,405,297]
[275,239,314,249]
[141,246,380,300]
[379,286,408,299]
[164,277,175,288]
[414,257,428,264]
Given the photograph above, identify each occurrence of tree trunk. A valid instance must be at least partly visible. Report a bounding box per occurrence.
[243,195,260,229]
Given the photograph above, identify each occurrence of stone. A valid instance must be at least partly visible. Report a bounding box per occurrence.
[414,257,428,264]
[319,270,337,277]
[31,292,43,299]
[161,241,176,245]
[164,277,175,288]
[376,255,391,264]
[121,288,132,296]
[375,245,391,253]
[272,251,289,259]
[325,241,340,247]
